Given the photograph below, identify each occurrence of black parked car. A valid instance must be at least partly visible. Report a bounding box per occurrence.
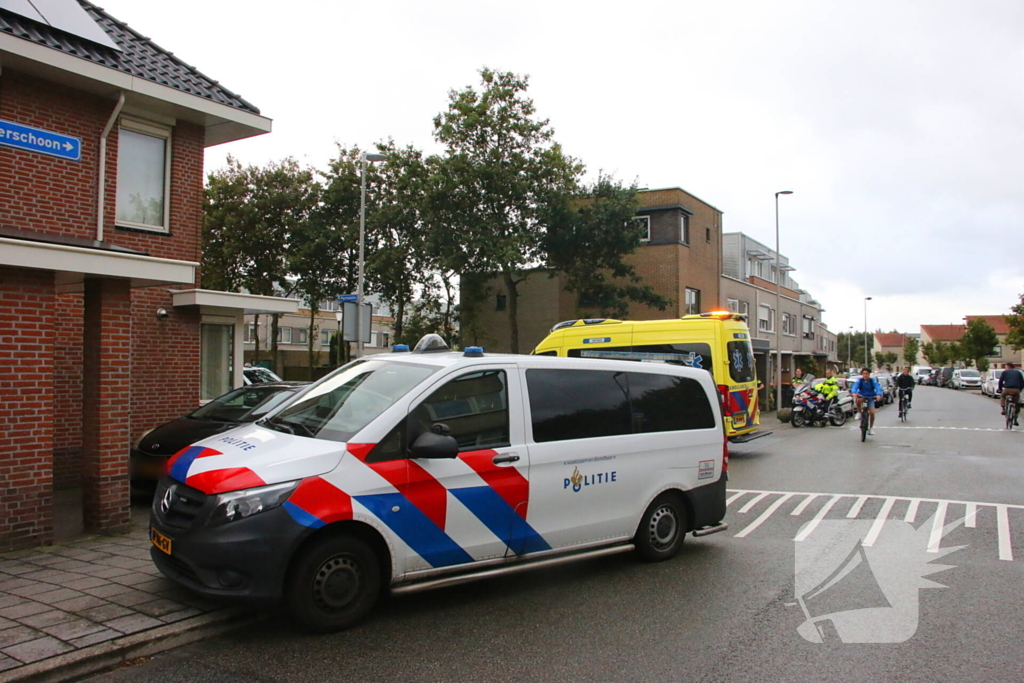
[130,382,306,485]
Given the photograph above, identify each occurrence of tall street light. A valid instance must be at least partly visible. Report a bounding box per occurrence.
[847,326,853,369]
[357,152,386,359]
[775,190,793,414]
[864,296,873,369]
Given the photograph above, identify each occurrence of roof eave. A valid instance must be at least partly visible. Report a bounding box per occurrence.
[0,33,271,146]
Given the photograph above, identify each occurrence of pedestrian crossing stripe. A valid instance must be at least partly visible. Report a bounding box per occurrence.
[726,489,1020,562]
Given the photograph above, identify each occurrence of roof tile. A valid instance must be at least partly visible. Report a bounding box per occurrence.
[965,315,1012,335]
[920,324,965,342]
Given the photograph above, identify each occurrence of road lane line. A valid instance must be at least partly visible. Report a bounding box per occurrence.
[997,505,1013,561]
[927,501,949,553]
[794,495,842,542]
[846,495,869,518]
[791,494,820,516]
[734,494,794,538]
[726,491,749,506]
[738,492,770,514]
[862,497,896,547]
[965,503,978,528]
[904,499,920,523]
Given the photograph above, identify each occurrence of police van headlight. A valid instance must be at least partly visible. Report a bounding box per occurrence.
[207,481,299,527]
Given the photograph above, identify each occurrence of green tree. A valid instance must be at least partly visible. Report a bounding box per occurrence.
[903,336,920,369]
[961,318,999,368]
[922,341,952,367]
[837,330,868,369]
[431,68,583,353]
[1005,295,1024,352]
[203,157,316,365]
[542,174,671,317]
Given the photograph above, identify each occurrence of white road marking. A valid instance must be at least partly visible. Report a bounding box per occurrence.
[726,489,1024,563]
[846,495,869,518]
[862,497,897,547]
[904,499,920,523]
[735,493,794,538]
[791,494,820,516]
[965,503,978,528]
[997,505,1013,561]
[794,494,842,542]
[738,492,770,514]
[726,491,749,506]
[927,501,949,553]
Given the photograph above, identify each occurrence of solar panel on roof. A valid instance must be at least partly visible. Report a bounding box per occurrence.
[0,0,120,51]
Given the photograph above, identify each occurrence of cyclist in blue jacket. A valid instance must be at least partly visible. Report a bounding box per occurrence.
[851,368,884,435]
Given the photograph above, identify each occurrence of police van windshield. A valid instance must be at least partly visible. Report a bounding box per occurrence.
[262,360,437,442]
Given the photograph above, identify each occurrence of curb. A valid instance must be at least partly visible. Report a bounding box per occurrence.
[0,607,258,683]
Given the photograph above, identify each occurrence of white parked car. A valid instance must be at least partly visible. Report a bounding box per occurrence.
[913,366,933,384]
[982,369,1003,397]
[951,368,982,390]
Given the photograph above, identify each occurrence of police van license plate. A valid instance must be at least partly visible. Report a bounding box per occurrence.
[150,527,172,555]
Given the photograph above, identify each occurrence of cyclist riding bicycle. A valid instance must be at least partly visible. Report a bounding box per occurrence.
[895,367,915,408]
[851,367,884,435]
[998,362,1024,426]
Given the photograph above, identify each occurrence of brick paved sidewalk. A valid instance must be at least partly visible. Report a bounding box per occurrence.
[0,526,243,679]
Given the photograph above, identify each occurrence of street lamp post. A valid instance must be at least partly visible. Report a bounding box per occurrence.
[357,152,387,359]
[775,190,793,413]
[864,296,873,369]
[847,326,853,369]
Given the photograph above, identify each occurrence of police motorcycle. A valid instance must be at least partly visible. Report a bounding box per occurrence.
[790,375,849,428]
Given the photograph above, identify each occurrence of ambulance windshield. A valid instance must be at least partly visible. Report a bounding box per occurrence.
[262,360,437,442]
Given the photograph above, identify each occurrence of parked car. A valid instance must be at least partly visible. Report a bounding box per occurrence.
[925,369,940,386]
[130,382,307,485]
[913,366,933,384]
[243,365,283,385]
[875,373,896,404]
[937,367,955,388]
[951,368,982,390]
[983,369,1004,397]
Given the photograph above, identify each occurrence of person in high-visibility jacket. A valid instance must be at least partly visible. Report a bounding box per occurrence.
[814,369,840,414]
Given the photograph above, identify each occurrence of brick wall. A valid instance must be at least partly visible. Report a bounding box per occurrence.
[53,292,84,489]
[0,267,55,551]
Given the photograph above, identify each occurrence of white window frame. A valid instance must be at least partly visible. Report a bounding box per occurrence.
[115,117,172,233]
[727,298,739,314]
[740,301,749,317]
[679,215,689,244]
[278,327,293,344]
[685,288,700,315]
[634,215,651,242]
[758,304,774,333]
[295,328,308,345]
[321,329,335,346]
[782,313,797,336]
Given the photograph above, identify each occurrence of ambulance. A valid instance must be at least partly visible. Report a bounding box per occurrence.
[149,337,728,632]
[533,312,765,443]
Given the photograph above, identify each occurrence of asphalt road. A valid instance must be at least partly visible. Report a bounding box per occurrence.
[85,386,1024,683]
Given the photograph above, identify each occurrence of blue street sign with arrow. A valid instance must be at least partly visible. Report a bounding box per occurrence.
[0,119,82,161]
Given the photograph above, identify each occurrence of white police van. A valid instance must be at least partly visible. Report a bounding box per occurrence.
[150,336,728,631]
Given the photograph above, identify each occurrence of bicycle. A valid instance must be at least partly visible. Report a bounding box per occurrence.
[858,398,872,442]
[1006,395,1019,431]
[898,388,910,422]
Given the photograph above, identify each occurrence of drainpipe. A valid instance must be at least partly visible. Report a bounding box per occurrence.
[97,93,126,242]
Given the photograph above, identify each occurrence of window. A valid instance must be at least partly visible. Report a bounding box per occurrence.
[527,368,714,443]
[382,333,390,348]
[245,324,255,343]
[570,343,713,373]
[758,304,774,332]
[740,301,749,317]
[496,294,507,311]
[685,288,701,315]
[321,329,335,346]
[756,260,764,278]
[277,327,292,344]
[116,119,170,232]
[679,215,689,244]
[634,215,651,242]
[727,341,757,383]
[802,316,815,339]
[783,313,795,335]
[770,266,777,284]
[727,298,740,314]
[988,346,1002,357]
[200,324,233,401]
[706,227,711,243]
[295,328,308,345]
[411,370,510,452]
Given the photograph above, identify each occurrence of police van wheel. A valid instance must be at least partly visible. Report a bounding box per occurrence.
[634,493,688,562]
[286,535,381,633]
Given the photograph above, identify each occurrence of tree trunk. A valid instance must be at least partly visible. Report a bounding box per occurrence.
[252,313,261,365]
[503,270,519,354]
[307,308,317,381]
[442,275,455,346]
[394,284,406,346]
[270,313,280,374]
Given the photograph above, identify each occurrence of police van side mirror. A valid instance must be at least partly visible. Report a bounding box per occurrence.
[410,428,458,459]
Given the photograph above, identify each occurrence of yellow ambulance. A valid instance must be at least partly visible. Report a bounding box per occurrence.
[533,312,765,442]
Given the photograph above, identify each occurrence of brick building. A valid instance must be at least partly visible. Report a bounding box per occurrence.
[0,1,276,550]
[464,187,724,353]
[873,333,909,370]
[921,317,1023,369]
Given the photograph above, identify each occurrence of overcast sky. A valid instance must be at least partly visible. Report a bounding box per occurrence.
[101,0,1024,334]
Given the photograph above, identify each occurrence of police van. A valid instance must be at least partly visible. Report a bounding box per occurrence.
[149,337,728,632]
[533,313,765,442]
